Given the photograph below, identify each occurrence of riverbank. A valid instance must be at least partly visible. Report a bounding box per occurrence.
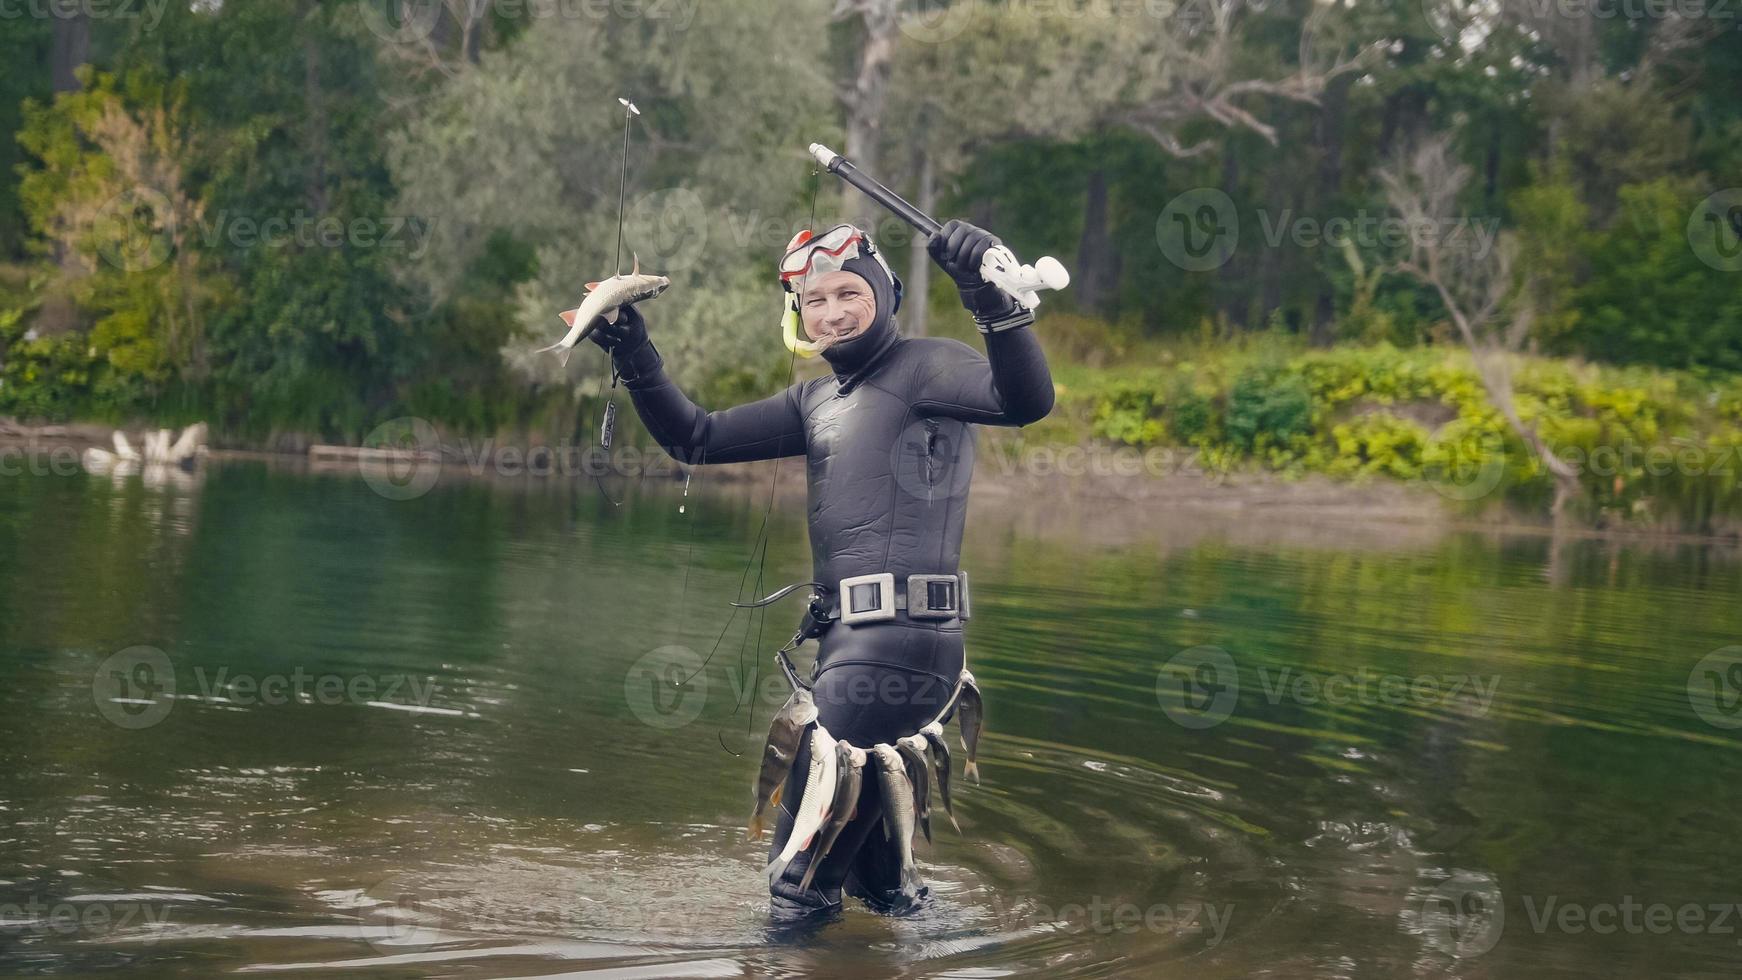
[6,337,1742,539]
[10,416,1741,546]
[1027,335,1742,535]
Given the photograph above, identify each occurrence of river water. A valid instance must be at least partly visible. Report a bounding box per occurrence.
[2,460,1739,978]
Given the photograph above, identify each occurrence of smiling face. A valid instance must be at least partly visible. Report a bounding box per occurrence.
[798,270,877,345]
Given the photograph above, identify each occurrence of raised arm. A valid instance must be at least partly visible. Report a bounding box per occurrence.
[912,322,1053,425]
[917,220,1056,426]
[595,306,806,465]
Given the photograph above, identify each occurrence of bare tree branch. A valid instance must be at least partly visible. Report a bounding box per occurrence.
[1117,0,1383,155]
[372,0,492,81]
[1378,134,1583,512]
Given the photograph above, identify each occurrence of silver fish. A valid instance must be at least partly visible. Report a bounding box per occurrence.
[748,687,817,842]
[798,741,865,893]
[540,255,671,368]
[920,721,961,833]
[766,726,838,885]
[897,734,932,846]
[958,669,984,785]
[871,743,922,896]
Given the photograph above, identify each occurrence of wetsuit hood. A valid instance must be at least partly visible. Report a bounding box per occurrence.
[820,252,901,381]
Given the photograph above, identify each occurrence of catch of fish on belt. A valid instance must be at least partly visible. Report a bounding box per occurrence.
[751,666,984,893]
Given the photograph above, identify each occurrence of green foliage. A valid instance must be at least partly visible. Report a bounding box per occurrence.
[0,306,94,419]
[1090,382,1166,446]
[0,17,51,258]
[1576,180,1742,372]
[1510,165,1588,349]
[1168,382,1217,446]
[1324,413,1429,480]
[1225,366,1313,454]
[1069,337,1742,527]
[0,0,1739,486]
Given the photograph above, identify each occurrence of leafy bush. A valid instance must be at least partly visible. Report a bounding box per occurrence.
[0,314,94,419]
[1576,180,1742,372]
[1225,366,1312,453]
[1090,381,1165,445]
[1070,337,1742,526]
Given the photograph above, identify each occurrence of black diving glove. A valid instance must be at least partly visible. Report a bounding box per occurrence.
[928,218,1020,323]
[585,303,662,383]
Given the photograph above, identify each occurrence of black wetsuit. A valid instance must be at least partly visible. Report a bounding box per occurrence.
[611,249,1053,917]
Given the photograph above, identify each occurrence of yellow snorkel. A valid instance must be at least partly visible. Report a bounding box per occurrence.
[782,292,826,358]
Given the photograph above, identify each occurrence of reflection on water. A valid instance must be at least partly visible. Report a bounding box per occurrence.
[1,462,1740,978]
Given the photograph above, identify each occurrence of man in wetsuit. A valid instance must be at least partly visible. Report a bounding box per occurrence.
[587,219,1053,919]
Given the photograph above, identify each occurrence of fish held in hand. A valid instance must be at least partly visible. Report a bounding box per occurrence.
[541,255,671,368]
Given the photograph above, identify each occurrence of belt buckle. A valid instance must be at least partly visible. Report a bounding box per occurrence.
[839,572,897,626]
[906,574,959,621]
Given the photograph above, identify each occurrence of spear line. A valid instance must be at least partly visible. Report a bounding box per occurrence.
[614,97,639,277]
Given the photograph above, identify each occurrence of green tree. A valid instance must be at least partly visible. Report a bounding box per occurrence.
[1577,179,1742,373]
[388,0,834,392]
[12,69,227,417]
